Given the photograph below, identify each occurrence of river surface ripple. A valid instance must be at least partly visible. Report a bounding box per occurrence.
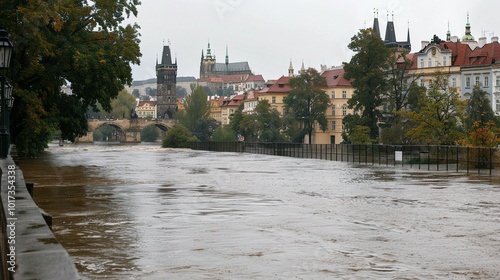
[18,143,500,279]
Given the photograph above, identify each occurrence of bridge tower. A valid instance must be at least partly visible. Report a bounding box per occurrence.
[156,43,177,118]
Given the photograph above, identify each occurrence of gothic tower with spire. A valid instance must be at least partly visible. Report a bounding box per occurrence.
[200,42,216,78]
[372,9,411,50]
[156,43,177,119]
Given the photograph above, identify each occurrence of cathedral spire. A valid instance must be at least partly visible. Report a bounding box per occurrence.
[446,21,451,41]
[288,59,294,77]
[206,41,213,59]
[372,8,381,38]
[462,11,475,41]
[225,45,229,65]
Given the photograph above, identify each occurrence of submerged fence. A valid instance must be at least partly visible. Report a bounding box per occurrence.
[188,142,500,175]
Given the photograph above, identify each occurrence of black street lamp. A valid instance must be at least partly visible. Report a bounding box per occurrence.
[0,29,13,158]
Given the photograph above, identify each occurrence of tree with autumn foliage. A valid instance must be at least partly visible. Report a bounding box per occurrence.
[403,73,466,145]
[0,0,141,157]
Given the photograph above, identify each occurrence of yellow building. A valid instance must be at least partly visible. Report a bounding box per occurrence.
[209,97,222,124]
[258,76,291,115]
[136,100,157,118]
[313,68,355,144]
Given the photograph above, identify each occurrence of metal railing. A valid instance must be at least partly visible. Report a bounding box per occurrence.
[188,142,500,175]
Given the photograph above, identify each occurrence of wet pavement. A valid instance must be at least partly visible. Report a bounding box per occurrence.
[18,143,500,279]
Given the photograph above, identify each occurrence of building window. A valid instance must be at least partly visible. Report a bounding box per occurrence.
[428,58,432,67]
[475,76,481,87]
[420,58,424,68]
[420,79,425,87]
[452,77,457,88]
[342,91,347,98]
[496,76,500,87]
[435,59,439,67]
[484,76,489,88]
[331,107,336,115]
[465,77,471,88]
[342,106,347,116]
[497,99,500,112]
[331,91,335,98]
[272,96,276,104]
[443,57,447,66]
[331,121,336,130]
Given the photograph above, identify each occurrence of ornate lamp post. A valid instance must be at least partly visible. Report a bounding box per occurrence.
[0,29,13,158]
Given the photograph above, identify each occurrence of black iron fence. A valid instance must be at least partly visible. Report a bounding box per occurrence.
[188,142,500,175]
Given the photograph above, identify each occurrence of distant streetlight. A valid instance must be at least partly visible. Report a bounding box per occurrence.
[0,29,14,158]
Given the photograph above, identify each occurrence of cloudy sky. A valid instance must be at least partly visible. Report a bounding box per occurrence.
[127,0,500,81]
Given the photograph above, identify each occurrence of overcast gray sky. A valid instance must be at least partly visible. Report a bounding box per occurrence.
[128,0,500,81]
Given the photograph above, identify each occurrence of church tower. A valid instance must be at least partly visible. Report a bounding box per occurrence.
[156,43,177,119]
[200,42,216,78]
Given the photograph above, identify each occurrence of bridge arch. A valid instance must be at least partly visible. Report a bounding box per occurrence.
[92,123,127,142]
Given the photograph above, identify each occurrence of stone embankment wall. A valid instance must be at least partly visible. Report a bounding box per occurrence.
[0,148,79,279]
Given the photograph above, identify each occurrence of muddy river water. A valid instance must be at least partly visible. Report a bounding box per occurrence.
[17,143,500,279]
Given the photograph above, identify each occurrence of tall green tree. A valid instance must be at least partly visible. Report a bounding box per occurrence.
[176,85,211,131]
[254,100,284,142]
[465,85,499,129]
[1,0,141,157]
[403,73,466,145]
[343,28,390,139]
[284,68,329,144]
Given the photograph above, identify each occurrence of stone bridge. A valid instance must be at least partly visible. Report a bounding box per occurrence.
[77,118,177,143]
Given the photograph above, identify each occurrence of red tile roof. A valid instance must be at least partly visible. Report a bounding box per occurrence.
[465,41,500,65]
[264,76,292,93]
[322,68,352,87]
[138,100,156,107]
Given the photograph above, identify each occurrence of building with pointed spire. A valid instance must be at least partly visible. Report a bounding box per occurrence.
[372,10,411,50]
[288,60,294,77]
[199,42,252,78]
[156,44,178,118]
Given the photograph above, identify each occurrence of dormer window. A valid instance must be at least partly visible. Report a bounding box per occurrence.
[278,84,284,88]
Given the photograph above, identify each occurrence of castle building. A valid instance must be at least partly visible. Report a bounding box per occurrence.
[199,42,252,78]
[156,44,177,118]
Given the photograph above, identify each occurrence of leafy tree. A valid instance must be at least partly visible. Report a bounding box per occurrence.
[385,49,423,113]
[281,109,304,142]
[211,125,237,142]
[341,113,363,143]
[141,125,160,142]
[459,121,500,148]
[343,28,390,139]
[132,89,140,98]
[2,0,141,157]
[284,68,330,144]
[175,85,210,131]
[350,126,372,144]
[254,100,284,142]
[145,87,156,97]
[465,85,499,130]
[192,118,218,142]
[162,125,199,148]
[110,90,137,119]
[403,73,466,145]
[229,104,245,135]
[176,86,187,98]
[86,90,136,119]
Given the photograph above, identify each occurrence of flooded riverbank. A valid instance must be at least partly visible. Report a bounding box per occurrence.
[18,143,500,279]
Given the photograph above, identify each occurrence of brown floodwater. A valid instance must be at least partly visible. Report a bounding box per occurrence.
[17,143,500,279]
